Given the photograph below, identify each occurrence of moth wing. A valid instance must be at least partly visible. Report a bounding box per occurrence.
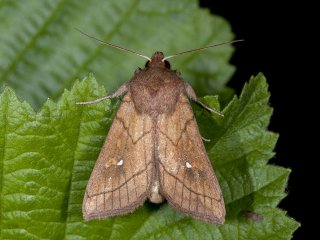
[83,93,154,220]
[157,94,225,224]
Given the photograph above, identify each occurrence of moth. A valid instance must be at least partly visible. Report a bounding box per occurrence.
[77,29,241,224]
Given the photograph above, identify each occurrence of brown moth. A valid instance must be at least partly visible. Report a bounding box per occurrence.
[77,30,241,224]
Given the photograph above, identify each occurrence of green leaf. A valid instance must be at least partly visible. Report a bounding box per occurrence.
[0,74,299,239]
[0,0,235,109]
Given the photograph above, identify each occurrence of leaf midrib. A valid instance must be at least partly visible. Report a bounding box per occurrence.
[0,91,9,239]
[61,106,85,238]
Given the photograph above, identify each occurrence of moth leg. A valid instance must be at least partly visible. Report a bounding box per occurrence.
[201,136,211,142]
[184,82,224,117]
[76,83,128,105]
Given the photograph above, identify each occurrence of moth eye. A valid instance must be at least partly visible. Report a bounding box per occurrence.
[145,61,150,68]
[164,60,171,69]
[134,67,142,74]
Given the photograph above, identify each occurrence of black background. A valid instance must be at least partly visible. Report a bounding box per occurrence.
[199,1,310,239]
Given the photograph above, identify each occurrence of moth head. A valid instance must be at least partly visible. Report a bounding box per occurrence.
[145,51,171,69]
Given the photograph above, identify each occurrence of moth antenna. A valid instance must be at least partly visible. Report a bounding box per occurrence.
[162,39,244,61]
[76,95,111,105]
[75,28,151,61]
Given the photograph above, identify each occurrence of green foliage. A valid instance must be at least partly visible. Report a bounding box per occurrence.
[0,74,299,239]
[0,0,299,239]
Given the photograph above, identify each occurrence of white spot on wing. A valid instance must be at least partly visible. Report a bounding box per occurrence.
[117,159,124,166]
[186,161,192,168]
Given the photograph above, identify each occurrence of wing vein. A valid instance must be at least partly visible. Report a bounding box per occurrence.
[158,117,194,146]
[158,161,221,202]
[116,116,151,144]
[143,115,149,188]
[86,161,152,197]
[123,123,130,206]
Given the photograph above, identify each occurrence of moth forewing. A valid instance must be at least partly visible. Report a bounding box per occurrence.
[157,93,225,224]
[83,93,154,220]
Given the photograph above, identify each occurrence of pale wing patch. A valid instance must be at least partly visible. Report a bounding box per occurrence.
[157,94,225,224]
[83,93,154,220]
